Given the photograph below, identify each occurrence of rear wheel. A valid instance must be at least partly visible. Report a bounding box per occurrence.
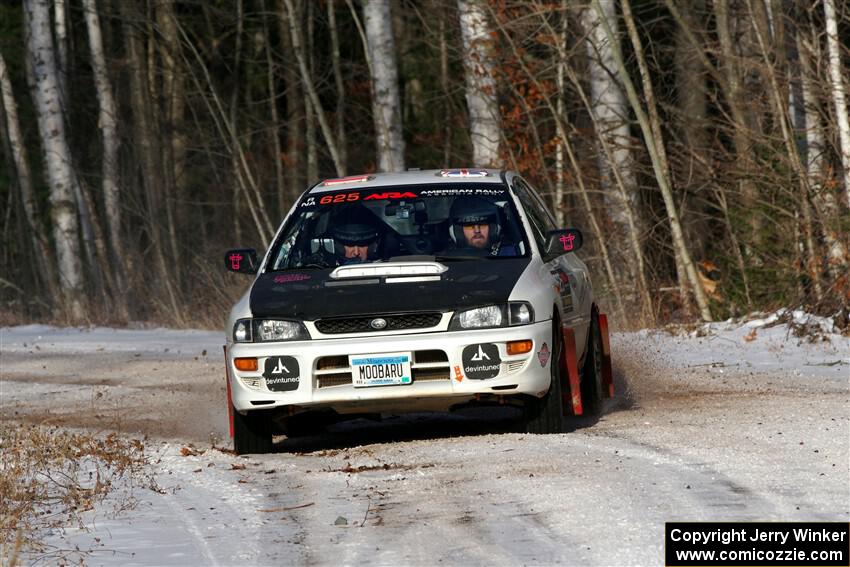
[522,320,565,434]
[580,312,604,417]
[233,408,273,455]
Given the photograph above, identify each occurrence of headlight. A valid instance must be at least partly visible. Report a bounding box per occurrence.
[449,302,534,330]
[233,318,309,342]
[459,305,503,328]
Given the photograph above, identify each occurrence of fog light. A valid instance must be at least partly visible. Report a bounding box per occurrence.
[234,357,258,371]
[506,340,533,355]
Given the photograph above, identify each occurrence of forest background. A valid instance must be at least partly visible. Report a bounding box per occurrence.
[0,0,848,329]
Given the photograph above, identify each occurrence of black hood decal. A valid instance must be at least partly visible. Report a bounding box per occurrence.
[249,258,531,320]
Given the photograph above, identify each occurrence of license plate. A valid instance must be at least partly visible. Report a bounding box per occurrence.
[349,352,413,388]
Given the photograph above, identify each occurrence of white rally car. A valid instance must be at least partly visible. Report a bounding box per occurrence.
[224,169,613,454]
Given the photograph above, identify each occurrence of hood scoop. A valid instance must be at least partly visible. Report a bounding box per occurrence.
[329,261,448,282]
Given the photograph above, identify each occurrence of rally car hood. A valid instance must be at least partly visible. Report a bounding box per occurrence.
[249,257,531,320]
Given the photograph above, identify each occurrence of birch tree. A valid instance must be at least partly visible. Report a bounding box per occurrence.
[798,25,848,276]
[282,0,345,176]
[0,51,59,300]
[823,0,850,206]
[278,0,305,205]
[83,0,128,313]
[581,0,639,240]
[328,0,349,172]
[363,0,405,172]
[24,0,84,321]
[597,0,713,321]
[458,0,500,167]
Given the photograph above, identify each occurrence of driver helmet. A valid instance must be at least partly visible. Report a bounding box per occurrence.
[449,196,501,247]
[331,208,380,262]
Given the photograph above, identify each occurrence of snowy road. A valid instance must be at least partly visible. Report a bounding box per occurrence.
[1,317,848,565]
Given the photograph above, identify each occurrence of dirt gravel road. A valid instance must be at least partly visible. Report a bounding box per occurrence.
[1,326,847,564]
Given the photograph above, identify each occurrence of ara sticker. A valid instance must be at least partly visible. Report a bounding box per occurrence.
[537,343,550,367]
[300,197,317,207]
[274,273,311,284]
[454,365,463,382]
[461,343,501,380]
[363,191,418,200]
[263,356,300,392]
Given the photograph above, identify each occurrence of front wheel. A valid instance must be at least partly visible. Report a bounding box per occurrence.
[522,321,566,434]
[233,408,273,455]
[580,312,604,417]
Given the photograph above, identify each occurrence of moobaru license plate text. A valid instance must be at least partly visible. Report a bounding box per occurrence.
[350,352,412,387]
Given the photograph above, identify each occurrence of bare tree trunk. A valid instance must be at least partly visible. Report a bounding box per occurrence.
[674,0,712,260]
[120,1,182,317]
[327,0,348,173]
[604,0,712,321]
[156,0,188,270]
[798,24,848,279]
[24,0,85,321]
[282,0,345,176]
[747,0,823,301]
[260,1,285,218]
[305,0,318,182]
[53,0,68,105]
[563,61,653,322]
[49,0,107,302]
[363,0,406,172]
[554,0,567,227]
[83,0,129,320]
[174,18,275,243]
[713,0,763,253]
[581,0,639,242]
[458,0,500,167]
[0,51,60,302]
[439,10,453,168]
[823,0,850,206]
[490,6,626,320]
[279,0,304,206]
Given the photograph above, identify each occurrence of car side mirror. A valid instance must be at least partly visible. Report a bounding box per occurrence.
[544,229,583,258]
[224,248,259,274]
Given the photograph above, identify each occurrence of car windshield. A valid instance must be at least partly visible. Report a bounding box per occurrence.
[267,183,529,270]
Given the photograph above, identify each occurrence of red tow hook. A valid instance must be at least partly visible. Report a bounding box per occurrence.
[561,327,583,416]
[598,313,614,398]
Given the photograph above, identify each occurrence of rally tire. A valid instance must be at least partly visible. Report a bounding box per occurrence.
[522,319,566,434]
[580,312,604,417]
[233,408,273,455]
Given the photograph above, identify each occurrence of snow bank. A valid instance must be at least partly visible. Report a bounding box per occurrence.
[622,309,849,379]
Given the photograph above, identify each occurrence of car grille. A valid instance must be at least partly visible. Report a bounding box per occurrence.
[315,350,450,388]
[314,312,442,334]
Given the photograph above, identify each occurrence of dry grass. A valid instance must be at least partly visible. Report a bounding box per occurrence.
[0,424,158,566]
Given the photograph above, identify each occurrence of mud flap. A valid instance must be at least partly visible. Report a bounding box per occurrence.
[598,313,614,398]
[223,345,234,438]
[561,327,583,416]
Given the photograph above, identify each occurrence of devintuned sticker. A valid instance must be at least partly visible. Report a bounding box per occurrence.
[263,355,299,391]
[537,343,550,367]
[461,344,501,380]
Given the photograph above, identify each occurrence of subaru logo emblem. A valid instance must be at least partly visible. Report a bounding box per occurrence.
[370,318,387,330]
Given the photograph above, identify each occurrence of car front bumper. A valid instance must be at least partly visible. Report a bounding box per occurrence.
[227,320,555,415]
